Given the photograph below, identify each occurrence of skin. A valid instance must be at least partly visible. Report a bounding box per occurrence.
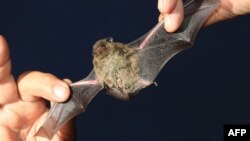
[158,0,250,32]
[0,1,249,140]
[0,36,76,141]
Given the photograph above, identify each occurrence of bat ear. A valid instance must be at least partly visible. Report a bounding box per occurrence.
[105,37,113,42]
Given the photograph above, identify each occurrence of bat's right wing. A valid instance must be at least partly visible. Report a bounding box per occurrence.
[36,70,103,139]
[127,0,220,82]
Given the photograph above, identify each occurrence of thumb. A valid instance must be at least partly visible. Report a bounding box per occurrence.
[158,0,184,32]
[17,71,70,102]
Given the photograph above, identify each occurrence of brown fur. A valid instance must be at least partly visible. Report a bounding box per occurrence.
[93,39,139,99]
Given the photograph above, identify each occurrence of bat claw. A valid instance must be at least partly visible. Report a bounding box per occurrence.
[153,82,157,87]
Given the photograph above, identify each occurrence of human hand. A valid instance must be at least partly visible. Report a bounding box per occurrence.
[0,35,76,141]
[158,0,250,32]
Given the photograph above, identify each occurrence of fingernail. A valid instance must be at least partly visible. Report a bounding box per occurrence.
[158,0,164,10]
[53,85,67,99]
[164,16,177,32]
[164,17,171,32]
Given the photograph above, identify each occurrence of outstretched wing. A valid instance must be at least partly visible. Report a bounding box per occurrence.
[128,0,219,82]
[36,0,220,138]
[36,70,103,139]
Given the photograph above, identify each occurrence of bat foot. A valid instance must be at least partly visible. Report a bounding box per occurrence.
[105,79,155,101]
[137,79,155,88]
[153,82,157,87]
[106,87,131,101]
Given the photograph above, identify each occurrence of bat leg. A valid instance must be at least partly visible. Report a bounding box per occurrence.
[106,86,129,100]
[137,79,156,88]
[106,79,156,100]
[125,79,156,100]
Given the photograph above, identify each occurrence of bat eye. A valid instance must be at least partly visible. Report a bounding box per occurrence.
[105,37,113,42]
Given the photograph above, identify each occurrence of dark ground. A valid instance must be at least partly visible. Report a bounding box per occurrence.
[0,0,250,141]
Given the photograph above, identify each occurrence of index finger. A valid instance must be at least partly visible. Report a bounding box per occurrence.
[158,0,184,32]
[0,35,19,105]
[0,35,11,81]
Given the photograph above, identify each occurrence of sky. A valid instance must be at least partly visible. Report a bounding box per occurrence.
[0,0,250,141]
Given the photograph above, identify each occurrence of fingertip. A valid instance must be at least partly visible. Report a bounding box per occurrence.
[53,82,70,102]
[0,35,6,42]
[158,0,165,13]
[164,13,183,32]
[158,0,177,14]
[164,17,175,32]
[0,35,10,66]
[163,0,184,32]
[63,78,72,84]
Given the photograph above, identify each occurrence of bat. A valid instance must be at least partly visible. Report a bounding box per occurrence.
[36,0,220,139]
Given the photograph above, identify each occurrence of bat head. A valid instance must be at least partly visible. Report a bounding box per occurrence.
[93,39,111,59]
[93,38,129,59]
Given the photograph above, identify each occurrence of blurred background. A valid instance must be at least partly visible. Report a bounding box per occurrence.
[0,0,250,141]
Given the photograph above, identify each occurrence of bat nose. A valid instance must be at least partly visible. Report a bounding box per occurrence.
[95,46,105,54]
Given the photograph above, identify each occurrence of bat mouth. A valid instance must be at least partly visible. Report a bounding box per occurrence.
[94,46,107,55]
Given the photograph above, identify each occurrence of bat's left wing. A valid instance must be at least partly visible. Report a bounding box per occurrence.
[36,70,103,139]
